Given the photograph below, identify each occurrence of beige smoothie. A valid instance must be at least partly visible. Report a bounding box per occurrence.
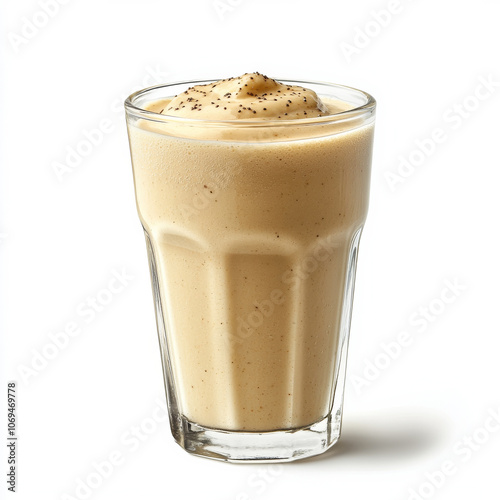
[127,73,374,432]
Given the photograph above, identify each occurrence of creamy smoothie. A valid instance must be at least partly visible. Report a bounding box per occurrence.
[127,73,374,433]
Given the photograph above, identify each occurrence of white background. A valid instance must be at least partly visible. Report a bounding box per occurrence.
[1,0,500,499]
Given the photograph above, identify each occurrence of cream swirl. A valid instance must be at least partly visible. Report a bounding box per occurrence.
[161,72,329,120]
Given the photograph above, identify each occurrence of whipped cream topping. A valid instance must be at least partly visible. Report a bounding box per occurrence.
[160,72,329,120]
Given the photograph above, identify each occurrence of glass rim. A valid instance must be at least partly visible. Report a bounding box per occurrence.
[124,78,376,128]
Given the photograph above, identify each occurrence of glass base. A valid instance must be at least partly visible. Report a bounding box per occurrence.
[145,227,363,463]
[171,412,341,463]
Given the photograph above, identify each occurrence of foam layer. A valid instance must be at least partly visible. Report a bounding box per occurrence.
[161,72,329,120]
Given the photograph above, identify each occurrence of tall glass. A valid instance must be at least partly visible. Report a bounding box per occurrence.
[125,79,375,462]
